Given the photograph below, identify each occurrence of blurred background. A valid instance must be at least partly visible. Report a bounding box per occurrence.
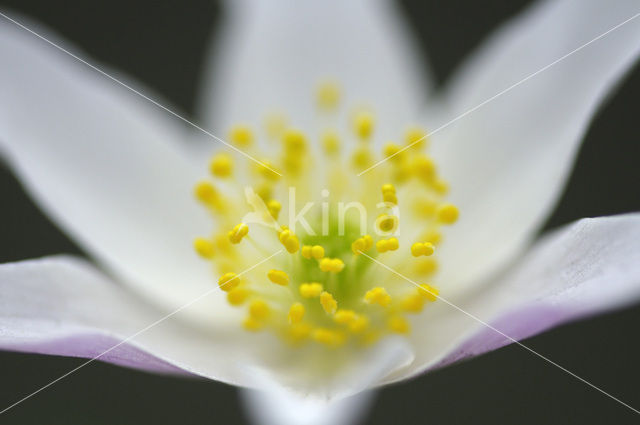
[0,0,639,424]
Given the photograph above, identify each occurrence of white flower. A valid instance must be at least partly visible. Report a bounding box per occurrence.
[1,1,640,424]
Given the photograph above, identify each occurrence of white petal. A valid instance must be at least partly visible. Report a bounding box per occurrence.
[0,256,262,385]
[241,389,374,425]
[387,214,640,382]
[0,17,223,315]
[431,0,640,293]
[197,0,430,142]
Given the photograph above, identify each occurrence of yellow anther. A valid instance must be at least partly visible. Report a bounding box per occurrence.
[289,322,312,341]
[353,111,374,140]
[413,198,438,217]
[383,143,404,161]
[405,126,428,150]
[264,112,288,140]
[320,291,338,314]
[279,229,300,253]
[388,316,410,334]
[228,223,249,244]
[255,183,273,201]
[218,272,240,292]
[267,269,289,286]
[311,245,325,259]
[321,130,340,155]
[411,242,435,257]
[419,284,439,302]
[316,80,341,110]
[381,184,396,194]
[352,147,373,170]
[364,287,391,307]
[414,257,438,276]
[209,153,233,177]
[437,204,459,224]
[256,160,281,181]
[375,237,399,253]
[194,181,219,206]
[400,293,426,313]
[282,128,307,153]
[383,191,398,205]
[193,237,214,259]
[287,303,305,324]
[299,282,323,298]
[412,155,436,182]
[433,178,449,195]
[351,235,373,255]
[319,258,345,273]
[301,245,312,259]
[349,315,369,334]
[249,299,270,320]
[312,328,346,347]
[377,215,398,233]
[229,124,253,147]
[267,199,281,219]
[227,287,250,306]
[420,229,442,246]
[333,309,357,325]
[243,317,263,332]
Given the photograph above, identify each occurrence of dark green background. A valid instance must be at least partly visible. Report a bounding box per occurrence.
[0,1,639,424]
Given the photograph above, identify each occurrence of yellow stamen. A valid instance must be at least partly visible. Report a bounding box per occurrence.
[437,204,459,224]
[364,287,391,307]
[321,130,341,155]
[375,237,399,253]
[249,299,270,320]
[419,284,439,302]
[288,302,305,324]
[267,269,289,286]
[388,316,410,334]
[377,214,398,233]
[209,153,233,177]
[312,328,346,347]
[229,124,253,147]
[227,287,250,305]
[228,223,249,244]
[279,229,300,253]
[319,258,345,273]
[218,272,240,292]
[193,237,214,259]
[353,111,374,140]
[411,242,435,257]
[299,282,323,298]
[320,291,338,314]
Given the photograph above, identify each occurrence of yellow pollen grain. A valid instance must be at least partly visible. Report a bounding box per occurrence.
[411,242,435,257]
[316,80,341,110]
[377,214,398,233]
[243,317,263,332]
[193,237,214,259]
[249,299,270,320]
[364,287,391,307]
[227,287,250,306]
[194,181,218,205]
[352,147,373,170]
[388,316,410,334]
[376,237,399,253]
[279,229,300,254]
[383,143,404,161]
[312,328,345,347]
[320,291,338,314]
[228,223,249,244]
[209,153,233,177]
[437,204,459,224]
[353,111,374,140]
[229,124,253,147]
[311,245,325,259]
[267,199,281,219]
[351,235,373,255]
[413,155,436,182]
[405,126,428,150]
[287,302,305,324]
[319,258,345,273]
[267,269,289,286]
[218,272,240,292]
[299,282,323,298]
[289,322,312,341]
[349,315,369,334]
[333,309,357,325]
[400,294,426,313]
[321,129,340,155]
[419,284,439,302]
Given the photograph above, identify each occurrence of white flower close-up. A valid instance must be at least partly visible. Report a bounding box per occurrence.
[1,0,640,424]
